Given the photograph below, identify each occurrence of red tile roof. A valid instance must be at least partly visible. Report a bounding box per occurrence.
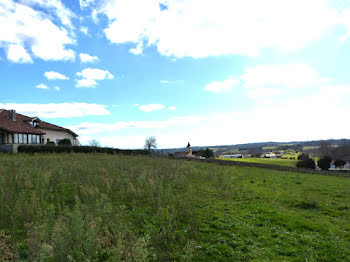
[38,120,78,137]
[0,109,78,137]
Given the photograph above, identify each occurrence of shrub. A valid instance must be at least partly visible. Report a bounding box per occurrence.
[297,153,309,161]
[297,158,316,169]
[46,141,55,146]
[317,156,332,170]
[18,145,150,156]
[334,159,347,168]
[58,139,72,146]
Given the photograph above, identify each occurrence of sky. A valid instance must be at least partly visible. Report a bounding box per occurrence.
[1,0,350,149]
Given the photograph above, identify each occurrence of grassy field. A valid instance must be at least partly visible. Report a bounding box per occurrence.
[218,157,298,167]
[0,153,350,261]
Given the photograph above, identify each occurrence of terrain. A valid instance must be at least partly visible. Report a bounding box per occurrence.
[0,153,349,261]
[158,138,350,155]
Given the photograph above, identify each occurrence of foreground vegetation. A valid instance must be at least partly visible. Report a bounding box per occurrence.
[218,157,298,167]
[1,153,350,261]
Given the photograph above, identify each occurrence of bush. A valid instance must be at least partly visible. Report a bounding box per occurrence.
[297,153,309,161]
[18,145,150,156]
[58,139,72,146]
[334,159,347,168]
[297,158,316,169]
[46,141,55,146]
[317,156,333,170]
[194,148,214,158]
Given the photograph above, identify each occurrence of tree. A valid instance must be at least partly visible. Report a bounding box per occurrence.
[334,159,346,169]
[88,139,101,147]
[317,156,332,170]
[144,136,157,151]
[297,153,309,161]
[204,148,214,158]
[297,158,316,169]
[319,141,332,157]
[58,139,72,146]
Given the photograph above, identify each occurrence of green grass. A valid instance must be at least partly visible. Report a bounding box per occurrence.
[0,153,350,261]
[218,157,298,167]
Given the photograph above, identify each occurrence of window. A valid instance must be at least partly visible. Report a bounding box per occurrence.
[37,136,40,144]
[32,135,37,144]
[28,134,32,144]
[13,134,18,144]
[19,134,23,144]
[23,134,28,144]
[73,139,76,146]
[56,139,62,145]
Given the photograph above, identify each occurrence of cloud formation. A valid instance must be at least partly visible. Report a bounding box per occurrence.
[44,71,69,80]
[79,53,99,63]
[36,84,49,90]
[70,85,350,148]
[139,104,165,112]
[76,68,114,87]
[95,0,344,58]
[204,78,238,93]
[0,0,75,62]
[0,102,110,118]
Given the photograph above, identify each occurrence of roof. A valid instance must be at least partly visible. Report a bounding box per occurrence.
[0,109,78,137]
[38,120,78,137]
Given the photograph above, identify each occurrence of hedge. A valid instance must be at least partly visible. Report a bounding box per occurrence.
[18,145,150,155]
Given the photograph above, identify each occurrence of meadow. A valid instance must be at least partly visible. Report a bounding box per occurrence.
[218,157,299,167]
[0,153,350,261]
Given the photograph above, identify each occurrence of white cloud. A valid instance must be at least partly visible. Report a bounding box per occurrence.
[68,86,350,148]
[245,88,283,99]
[76,68,114,88]
[6,44,33,63]
[139,104,165,112]
[79,0,96,9]
[160,80,169,84]
[339,9,350,42]
[204,78,238,93]
[76,79,97,88]
[79,53,99,63]
[54,86,61,91]
[36,83,49,90]
[0,0,75,62]
[129,42,143,55]
[0,102,110,118]
[44,71,69,80]
[168,106,176,110]
[241,64,326,89]
[80,26,89,35]
[21,0,76,30]
[96,0,341,58]
[77,68,114,80]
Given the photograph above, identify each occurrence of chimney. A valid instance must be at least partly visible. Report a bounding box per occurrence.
[8,110,16,121]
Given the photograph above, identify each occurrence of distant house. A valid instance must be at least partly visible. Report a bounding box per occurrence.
[261,152,277,158]
[220,154,243,159]
[174,142,193,158]
[0,109,78,153]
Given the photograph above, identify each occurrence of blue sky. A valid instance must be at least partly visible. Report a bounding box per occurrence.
[1,0,350,148]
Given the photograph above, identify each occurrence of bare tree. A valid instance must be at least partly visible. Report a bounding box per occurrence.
[318,141,331,157]
[88,139,101,147]
[144,136,157,151]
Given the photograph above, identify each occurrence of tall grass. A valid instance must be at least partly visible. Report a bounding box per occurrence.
[0,153,349,261]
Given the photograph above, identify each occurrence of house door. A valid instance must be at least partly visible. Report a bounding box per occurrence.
[0,133,3,144]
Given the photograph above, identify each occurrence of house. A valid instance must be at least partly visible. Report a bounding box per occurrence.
[174,142,193,158]
[0,109,78,153]
[219,154,243,158]
[261,152,277,158]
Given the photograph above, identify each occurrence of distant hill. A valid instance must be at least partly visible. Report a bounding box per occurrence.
[158,139,350,155]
